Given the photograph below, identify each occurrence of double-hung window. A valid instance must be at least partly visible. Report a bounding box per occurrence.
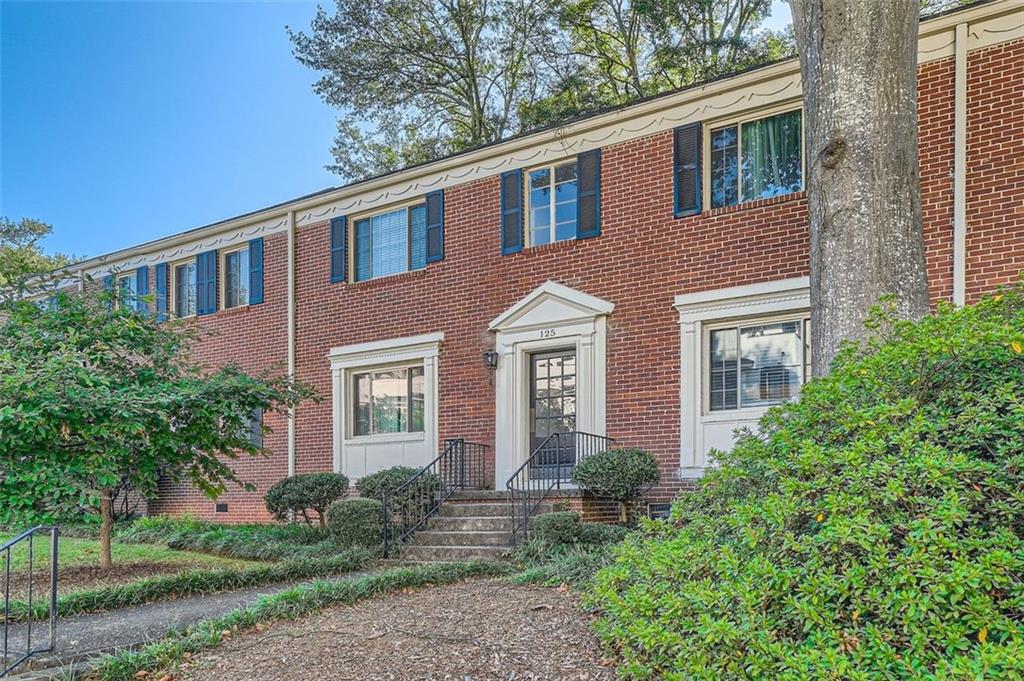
[351,365,425,437]
[173,260,197,318]
[527,161,578,247]
[116,273,137,309]
[707,316,811,412]
[710,109,803,209]
[222,248,249,309]
[352,204,427,282]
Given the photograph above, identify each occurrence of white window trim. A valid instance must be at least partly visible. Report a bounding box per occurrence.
[328,332,443,475]
[347,361,427,441]
[349,198,426,283]
[703,100,805,210]
[674,277,809,478]
[170,257,197,319]
[220,246,248,311]
[524,159,578,248]
[115,272,136,307]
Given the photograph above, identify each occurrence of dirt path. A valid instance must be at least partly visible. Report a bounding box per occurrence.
[177,579,615,681]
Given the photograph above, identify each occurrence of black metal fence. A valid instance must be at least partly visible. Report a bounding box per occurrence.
[382,438,490,555]
[2,526,58,678]
[506,431,615,545]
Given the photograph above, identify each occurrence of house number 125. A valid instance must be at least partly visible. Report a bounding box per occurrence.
[540,329,557,338]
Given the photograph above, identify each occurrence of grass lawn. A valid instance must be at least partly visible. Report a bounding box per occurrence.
[1,532,259,573]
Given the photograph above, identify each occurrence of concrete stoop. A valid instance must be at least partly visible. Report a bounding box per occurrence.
[398,491,569,562]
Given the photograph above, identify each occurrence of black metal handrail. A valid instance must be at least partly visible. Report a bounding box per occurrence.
[2,526,58,678]
[382,438,490,555]
[506,431,615,546]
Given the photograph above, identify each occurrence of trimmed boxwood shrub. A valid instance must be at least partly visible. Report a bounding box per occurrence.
[533,511,627,547]
[327,498,384,548]
[265,473,349,526]
[355,466,420,500]
[588,290,1024,679]
[570,448,659,502]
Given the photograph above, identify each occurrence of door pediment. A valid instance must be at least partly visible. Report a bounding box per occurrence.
[489,281,614,332]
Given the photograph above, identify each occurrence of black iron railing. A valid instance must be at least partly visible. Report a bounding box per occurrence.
[2,526,58,678]
[382,438,490,555]
[506,431,614,545]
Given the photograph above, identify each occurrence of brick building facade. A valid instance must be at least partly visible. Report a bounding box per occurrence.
[55,2,1023,524]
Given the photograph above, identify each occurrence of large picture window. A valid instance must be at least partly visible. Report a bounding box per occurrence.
[353,204,427,282]
[707,316,810,412]
[710,109,803,209]
[351,365,425,437]
[527,161,578,247]
[173,260,197,318]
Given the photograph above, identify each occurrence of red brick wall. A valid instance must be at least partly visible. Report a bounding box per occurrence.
[149,40,1023,521]
[148,232,290,524]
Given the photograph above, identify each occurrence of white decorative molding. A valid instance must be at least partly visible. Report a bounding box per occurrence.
[328,333,443,478]
[674,277,810,476]
[492,283,612,489]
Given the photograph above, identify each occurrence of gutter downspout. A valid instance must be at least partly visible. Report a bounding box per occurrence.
[953,22,968,306]
[287,210,297,477]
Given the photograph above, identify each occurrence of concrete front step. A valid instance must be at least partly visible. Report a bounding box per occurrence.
[438,502,510,517]
[427,515,512,532]
[400,544,511,562]
[410,530,511,547]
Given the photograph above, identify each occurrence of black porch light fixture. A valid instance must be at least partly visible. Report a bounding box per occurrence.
[482,349,499,369]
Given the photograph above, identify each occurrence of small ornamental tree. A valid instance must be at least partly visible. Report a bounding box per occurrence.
[571,448,659,522]
[0,290,314,569]
[588,287,1024,678]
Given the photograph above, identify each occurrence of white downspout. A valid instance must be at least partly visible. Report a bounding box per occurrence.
[287,210,297,477]
[953,22,968,306]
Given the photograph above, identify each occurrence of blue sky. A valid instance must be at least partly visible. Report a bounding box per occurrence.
[1,0,792,261]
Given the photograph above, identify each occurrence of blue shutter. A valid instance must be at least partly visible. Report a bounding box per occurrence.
[424,190,444,263]
[135,266,149,314]
[674,122,702,216]
[330,217,347,283]
[196,250,218,316]
[410,205,428,270]
[500,169,523,255]
[155,262,168,322]
[248,238,264,305]
[576,148,601,239]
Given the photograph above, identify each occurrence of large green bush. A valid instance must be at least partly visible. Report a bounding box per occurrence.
[354,466,420,500]
[588,290,1024,679]
[571,448,659,502]
[264,473,349,526]
[533,511,628,547]
[327,498,384,548]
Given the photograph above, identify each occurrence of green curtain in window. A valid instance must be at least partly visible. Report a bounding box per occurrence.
[741,110,803,201]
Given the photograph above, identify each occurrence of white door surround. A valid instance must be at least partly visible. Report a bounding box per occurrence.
[674,277,809,478]
[328,332,443,481]
[490,281,614,490]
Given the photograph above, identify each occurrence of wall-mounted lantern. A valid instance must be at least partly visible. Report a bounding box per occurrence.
[482,350,499,370]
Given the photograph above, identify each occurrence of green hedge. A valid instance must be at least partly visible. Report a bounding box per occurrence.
[6,550,372,622]
[327,498,384,548]
[588,289,1024,678]
[89,560,512,681]
[570,448,659,502]
[532,511,628,547]
[264,473,349,525]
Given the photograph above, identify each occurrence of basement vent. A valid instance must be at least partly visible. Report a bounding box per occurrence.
[647,503,671,520]
[215,503,229,513]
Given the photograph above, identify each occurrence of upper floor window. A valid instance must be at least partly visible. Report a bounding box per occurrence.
[710,109,803,209]
[351,364,425,437]
[173,259,197,318]
[353,204,427,282]
[707,316,810,412]
[247,407,263,447]
[116,273,137,309]
[222,247,249,309]
[528,161,578,247]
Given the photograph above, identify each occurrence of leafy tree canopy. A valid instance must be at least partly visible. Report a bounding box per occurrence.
[0,217,73,301]
[0,291,314,567]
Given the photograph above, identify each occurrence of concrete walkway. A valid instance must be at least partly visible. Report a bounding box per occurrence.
[4,572,373,680]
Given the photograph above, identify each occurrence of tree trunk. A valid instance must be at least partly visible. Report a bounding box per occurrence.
[99,489,114,570]
[789,0,931,375]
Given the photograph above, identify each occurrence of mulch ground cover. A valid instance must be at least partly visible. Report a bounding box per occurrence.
[176,578,616,681]
[6,562,200,600]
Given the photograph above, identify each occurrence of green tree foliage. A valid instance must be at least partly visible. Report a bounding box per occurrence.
[0,291,314,568]
[290,0,792,179]
[264,473,350,526]
[588,288,1024,678]
[0,217,72,301]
